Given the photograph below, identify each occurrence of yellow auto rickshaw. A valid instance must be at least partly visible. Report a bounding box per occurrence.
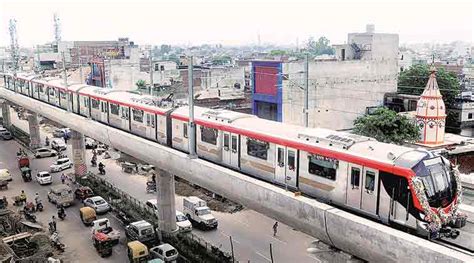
[79,206,97,226]
[127,241,149,263]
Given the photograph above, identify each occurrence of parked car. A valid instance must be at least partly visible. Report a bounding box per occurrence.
[150,243,178,262]
[36,171,52,185]
[34,147,57,158]
[75,186,94,201]
[145,199,192,232]
[84,196,110,214]
[53,128,71,138]
[85,137,97,149]
[50,157,72,173]
[0,169,12,181]
[0,127,12,140]
[51,139,67,151]
[47,184,74,207]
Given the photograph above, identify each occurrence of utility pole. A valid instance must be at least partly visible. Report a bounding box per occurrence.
[8,19,19,73]
[188,56,196,157]
[304,53,309,127]
[61,51,68,86]
[149,49,153,95]
[79,57,83,84]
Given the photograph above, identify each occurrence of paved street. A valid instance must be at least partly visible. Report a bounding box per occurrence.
[4,108,355,263]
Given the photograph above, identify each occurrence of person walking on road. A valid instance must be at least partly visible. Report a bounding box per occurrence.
[273,222,279,237]
[61,173,66,184]
[50,216,57,232]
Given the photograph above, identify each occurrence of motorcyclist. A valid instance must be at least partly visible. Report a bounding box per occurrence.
[19,190,27,203]
[57,205,66,220]
[35,193,43,211]
[91,154,97,167]
[98,162,105,175]
[45,136,50,146]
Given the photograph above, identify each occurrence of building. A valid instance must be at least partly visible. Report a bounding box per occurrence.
[452,92,474,136]
[251,25,399,130]
[415,66,446,145]
[58,38,136,65]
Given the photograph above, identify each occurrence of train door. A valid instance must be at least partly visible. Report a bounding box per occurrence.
[67,92,74,112]
[361,167,379,215]
[275,146,298,189]
[222,132,239,169]
[100,101,108,123]
[146,113,156,139]
[346,164,363,209]
[120,106,130,130]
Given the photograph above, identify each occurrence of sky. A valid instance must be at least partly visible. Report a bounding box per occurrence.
[0,0,473,47]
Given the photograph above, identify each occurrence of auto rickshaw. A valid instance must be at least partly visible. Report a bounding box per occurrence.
[93,232,113,257]
[79,206,97,226]
[20,167,32,182]
[127,241,149,263]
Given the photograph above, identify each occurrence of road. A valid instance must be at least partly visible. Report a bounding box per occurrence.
[0,139,128,263]
[4,107,358,263]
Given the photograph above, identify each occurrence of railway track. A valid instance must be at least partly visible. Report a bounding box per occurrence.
[433,221,474,258]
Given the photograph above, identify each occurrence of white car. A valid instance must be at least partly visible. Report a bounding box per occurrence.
[34,147,57,158]
[84,196,110,214]
[146,199,192,232]
[36,171,52,185]
[50,158,72,173]
[53,128,71,138]
[150,243,179,262]
[0,169,12,181]
[51,139,67,151]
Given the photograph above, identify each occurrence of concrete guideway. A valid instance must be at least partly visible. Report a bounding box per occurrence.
[1,89,473,262]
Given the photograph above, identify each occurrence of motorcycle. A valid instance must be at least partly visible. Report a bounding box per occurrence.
[58,208,66,220]
[23,210,37,223]
[98,166,106,175]
[36,201,43,212]
[50,232,66,252]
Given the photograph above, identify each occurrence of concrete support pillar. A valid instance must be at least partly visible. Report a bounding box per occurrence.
[0,101,11,128]
[27,112,41,149]
[71,130,87,180]
[157,172,177,234]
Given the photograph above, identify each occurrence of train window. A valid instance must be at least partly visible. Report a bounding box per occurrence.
[49,88,55,96]
[201,126,217,145]
[110,103,119,115]
[224,134,229,149]
[60,91,67,99]
[91,99,100,109]
[183,123,188,138]
[101,102,108,113]
[308,155,336,180]
[231,136,237,151]
[146,114,155,128]
[288,150,295,170]
[83,97,89,107]
[277,148,284,167]
[247,138,268,160]
[121,107,129,119]
[38,84,45,93]
[365,171,375,192]
[351,167,361,188]
[132,109,144,122]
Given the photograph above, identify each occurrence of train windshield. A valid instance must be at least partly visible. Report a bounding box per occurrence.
[413,157,457,208]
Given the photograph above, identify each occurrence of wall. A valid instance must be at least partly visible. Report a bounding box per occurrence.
[1,88,471,263]
[282,59,398,130]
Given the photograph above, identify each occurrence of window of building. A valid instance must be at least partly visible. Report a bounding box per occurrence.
[247,138,269,160]
[365,171,375,192]
[183,123,188,138]
[308,155,337,180]
[350,167,361,188]
[200,126,217,145]
[91,99,100,109]
[110,103,119,115]
[154,63,160,71]
[469,113,473,120]
[132,108,144,122]
[288,150,295,170]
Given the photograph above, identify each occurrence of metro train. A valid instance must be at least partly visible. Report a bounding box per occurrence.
[1,72,467,239]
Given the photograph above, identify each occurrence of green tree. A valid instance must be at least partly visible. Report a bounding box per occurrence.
[160,44,172,54]
[270,50,287,56]
[306,36,335,56]
[353,107,420,145]
[136,79,146,89]
[398,64,460,107]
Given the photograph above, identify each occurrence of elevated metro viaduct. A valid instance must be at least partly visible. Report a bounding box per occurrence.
[0,88,472,262]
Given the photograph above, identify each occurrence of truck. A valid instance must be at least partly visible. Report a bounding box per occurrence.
[91,218,121,245]
[183,196,218,229]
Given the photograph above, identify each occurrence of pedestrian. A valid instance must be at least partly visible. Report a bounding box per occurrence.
[273,222,278,237]
[63,135,68,144]
[51,216,57,231]
[61,173,66,184]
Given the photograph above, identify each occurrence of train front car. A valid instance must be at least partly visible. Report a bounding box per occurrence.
[397,150,467,239]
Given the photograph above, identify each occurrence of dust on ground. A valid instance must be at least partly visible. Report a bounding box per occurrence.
[116,152,245,214]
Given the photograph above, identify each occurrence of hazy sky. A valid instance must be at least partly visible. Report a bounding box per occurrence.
[0,0,473,47]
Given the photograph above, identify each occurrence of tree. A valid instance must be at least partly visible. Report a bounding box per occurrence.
[136,79,146,89]
[306,36,335,56]
[398,64,460,107]
[160,44,172,55]
[353,107,420,145]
